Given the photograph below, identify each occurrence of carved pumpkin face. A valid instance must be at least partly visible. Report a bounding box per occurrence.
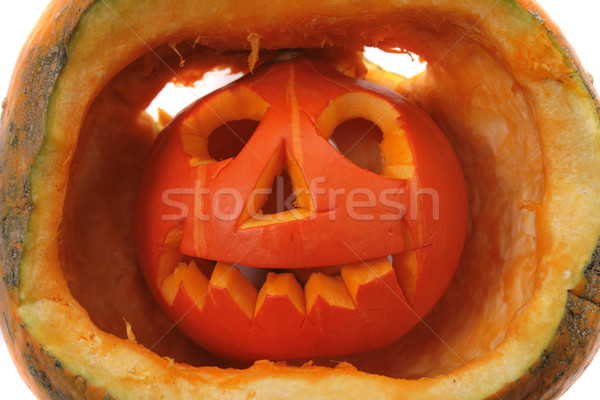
[135,55,467,361]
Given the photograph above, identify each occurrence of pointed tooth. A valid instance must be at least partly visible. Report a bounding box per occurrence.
[160,262,188,305]
[161,260,210,307]
[304,273,355,312]
[210,262,258,319]
[340,257,395,304]
[255,272,305,316]
[180,260,210,309]
[157,224,184,284]
[392,251,418,304]
[157,248,183,285]
[392,226,418,304]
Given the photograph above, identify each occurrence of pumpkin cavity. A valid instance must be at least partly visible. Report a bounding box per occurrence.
[59,23,538,376]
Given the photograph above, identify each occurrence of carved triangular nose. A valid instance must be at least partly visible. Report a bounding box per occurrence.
[239,142,315,229]
[173,61,417,268]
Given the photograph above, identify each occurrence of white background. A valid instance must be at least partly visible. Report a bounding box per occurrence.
[0,1,598,398]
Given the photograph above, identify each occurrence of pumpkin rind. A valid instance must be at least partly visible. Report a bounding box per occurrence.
[0,1,104,399]
[1,0,599,399]
[491,251,600,400]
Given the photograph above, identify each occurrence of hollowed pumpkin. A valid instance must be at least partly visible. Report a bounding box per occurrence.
[1,0,599,399]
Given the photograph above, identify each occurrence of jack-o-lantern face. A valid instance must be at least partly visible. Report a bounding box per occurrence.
[135,54,467,361]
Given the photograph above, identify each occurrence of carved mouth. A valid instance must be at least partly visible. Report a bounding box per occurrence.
[157,223,418,361]
[161,250,416,314]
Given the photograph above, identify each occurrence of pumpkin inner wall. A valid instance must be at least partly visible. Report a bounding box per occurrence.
[59,22,541,378]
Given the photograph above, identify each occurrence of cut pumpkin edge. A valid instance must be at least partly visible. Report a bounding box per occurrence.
[2,0,600,399]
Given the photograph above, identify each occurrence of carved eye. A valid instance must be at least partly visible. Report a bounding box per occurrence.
[328,118,384,175]
[316,92,415,180]
[207,119,260,161]
[179,86,269,164]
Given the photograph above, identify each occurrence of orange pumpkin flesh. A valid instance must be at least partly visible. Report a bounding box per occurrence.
[1,1,600,399]
[135,55,467,360]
